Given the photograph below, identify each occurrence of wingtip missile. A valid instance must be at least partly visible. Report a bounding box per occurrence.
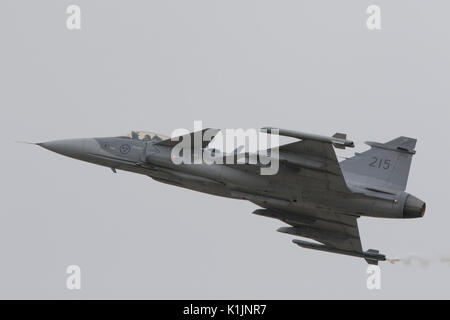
[292,239,386,265]
[261,127,354,149]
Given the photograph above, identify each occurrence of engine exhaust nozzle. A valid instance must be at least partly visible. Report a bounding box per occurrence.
[403,194,426,219]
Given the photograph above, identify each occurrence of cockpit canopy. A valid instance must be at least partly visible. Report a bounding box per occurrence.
[118,131,169,142]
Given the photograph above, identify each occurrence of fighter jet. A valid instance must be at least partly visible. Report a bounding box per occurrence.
[35,128,425,264]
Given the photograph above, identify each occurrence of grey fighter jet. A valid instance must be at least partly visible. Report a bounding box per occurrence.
[35,128,425,264]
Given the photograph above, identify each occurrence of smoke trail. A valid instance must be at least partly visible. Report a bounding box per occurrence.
[388,253,450,267]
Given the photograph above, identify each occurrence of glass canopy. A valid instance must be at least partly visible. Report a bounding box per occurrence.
[118,131,169,142]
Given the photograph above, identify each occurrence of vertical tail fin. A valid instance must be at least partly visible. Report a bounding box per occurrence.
[340,136,417,191]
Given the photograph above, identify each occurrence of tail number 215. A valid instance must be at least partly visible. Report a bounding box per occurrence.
[369,157,391,170]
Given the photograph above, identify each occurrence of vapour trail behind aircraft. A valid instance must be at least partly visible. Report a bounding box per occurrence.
[33,127,425,264]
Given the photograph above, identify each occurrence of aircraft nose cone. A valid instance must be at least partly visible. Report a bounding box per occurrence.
[39,139,86,158]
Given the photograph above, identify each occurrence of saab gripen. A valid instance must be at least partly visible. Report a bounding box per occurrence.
[34,128,425,265]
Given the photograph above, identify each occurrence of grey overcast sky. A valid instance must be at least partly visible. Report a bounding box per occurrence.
[1,1,449,299]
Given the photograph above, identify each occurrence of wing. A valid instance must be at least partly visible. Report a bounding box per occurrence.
[253,207,386,264]
[221,139,351,192]
[277,211,362,253]
[277,139,351,193]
